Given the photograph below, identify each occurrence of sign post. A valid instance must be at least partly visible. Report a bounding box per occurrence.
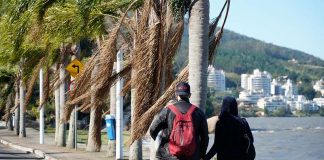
[66,58,83,150]
[116,51,124,159]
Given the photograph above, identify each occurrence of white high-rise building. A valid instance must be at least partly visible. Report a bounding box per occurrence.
[241,74,249,90]
[282,79,298,97]
[271,79,283,95]
[313,79,324,96]
[249,69,272,95]
[241,69,271,96]
[207,66,226,91]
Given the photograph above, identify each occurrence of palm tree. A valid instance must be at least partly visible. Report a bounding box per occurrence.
[19,78,26,138]
[5,93,14,131]
[54,63,60,143]
[0,0,129,147]
[14,84,20,135]
[86,63,102,152]
[108,83,116,157]
[128,0,230,145]
[65,0,144,153]
[0,68,15,130]
[188,0,210,112]
[67,45,80,149]
[0,0,50,139]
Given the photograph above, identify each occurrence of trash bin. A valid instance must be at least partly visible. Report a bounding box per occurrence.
[105,115,116,140]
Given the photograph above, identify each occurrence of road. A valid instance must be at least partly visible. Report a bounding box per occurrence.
[0,143,42,160]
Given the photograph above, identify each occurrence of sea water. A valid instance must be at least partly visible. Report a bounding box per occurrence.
[208,117,324,160]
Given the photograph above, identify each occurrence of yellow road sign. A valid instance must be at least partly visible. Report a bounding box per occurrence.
[66,59,84,77]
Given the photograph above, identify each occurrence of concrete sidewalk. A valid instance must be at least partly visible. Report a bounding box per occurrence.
[0,121,150,160]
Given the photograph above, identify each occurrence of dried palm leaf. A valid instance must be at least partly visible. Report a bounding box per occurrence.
[77,99,91,112]
[129,66,188,145]
[121,79,131,96]
[129,0,231,144]
[133,20,162,125]
[209,0,228,38]
[208,0,230,65]
[65,1,138,121]
[165,20,184,88]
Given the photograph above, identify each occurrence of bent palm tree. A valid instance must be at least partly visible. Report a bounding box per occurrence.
[129,0,231,144]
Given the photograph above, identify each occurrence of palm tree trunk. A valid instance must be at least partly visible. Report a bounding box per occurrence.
[19,79,26,138]
[107,83,116,157]
[86,64,102,152]
[7,114,13,131]
[188,0,210,112]
[7,116,13,131]
[67,45,80,149]
[6,93,14,131]
[57,64,66,146]
[130,10,142,159]
[14,85,19,135]
[54,64,60,143]
[14,108,20,135]
[67,107,76,148]
[130,88,142,160]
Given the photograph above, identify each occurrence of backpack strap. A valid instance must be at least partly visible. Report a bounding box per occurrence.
[186,105,197,116]
[168,104,181,116]
[167,104,197,116]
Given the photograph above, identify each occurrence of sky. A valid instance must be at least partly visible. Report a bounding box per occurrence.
[210,0,324,60]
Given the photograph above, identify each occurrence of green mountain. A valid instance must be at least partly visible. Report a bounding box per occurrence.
[216,30,324,78]
[176,29,323,80]
[174,27,324,99]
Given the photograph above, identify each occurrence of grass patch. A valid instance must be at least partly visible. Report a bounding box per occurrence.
[45,127,130,145]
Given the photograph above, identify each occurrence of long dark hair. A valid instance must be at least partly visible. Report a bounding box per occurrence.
[219,96,238,119]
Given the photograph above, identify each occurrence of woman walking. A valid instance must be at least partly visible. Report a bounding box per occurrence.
[205,96,255,160]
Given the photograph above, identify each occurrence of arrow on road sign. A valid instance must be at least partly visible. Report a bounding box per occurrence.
[66,59,84,77]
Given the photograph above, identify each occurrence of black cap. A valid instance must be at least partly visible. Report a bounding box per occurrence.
[175,82,191,96]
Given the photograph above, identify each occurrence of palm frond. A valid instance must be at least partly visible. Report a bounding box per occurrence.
[65,1,138,121]
[209,0,227,38]
[129,65,188,144]
[208,0,230,65]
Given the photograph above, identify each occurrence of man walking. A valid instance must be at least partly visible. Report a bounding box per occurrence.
[150,82,209,160]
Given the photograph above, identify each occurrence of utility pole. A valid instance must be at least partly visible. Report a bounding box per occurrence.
[116,50,124,159]
[39,68,44,144]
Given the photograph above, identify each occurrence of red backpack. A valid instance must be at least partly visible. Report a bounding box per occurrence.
[168,104,197,157]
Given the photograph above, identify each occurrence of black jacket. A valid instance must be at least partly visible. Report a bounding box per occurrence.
[205,97,254,160]
[149,99,209,160]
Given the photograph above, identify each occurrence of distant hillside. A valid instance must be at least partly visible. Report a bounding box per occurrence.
[174,26,324,88]
[215,30,324,77]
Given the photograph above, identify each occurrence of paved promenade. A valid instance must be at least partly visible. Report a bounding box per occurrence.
[0,121,150,160]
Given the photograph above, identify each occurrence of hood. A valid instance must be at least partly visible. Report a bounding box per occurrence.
[219,96,238,118]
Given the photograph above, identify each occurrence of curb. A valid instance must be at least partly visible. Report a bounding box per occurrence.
[8,143,34,153]
[0,139,59,160]
[34,149,45,158]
